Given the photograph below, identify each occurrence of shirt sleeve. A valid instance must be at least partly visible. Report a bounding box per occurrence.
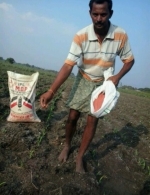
[64,34,82,66]
[118,33,134,64]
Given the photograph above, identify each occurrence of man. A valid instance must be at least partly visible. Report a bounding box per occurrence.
[40,0,134,173]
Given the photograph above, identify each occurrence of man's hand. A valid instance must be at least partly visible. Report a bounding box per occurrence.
[107,75,120,87]
[40,91,53,109]
[107,60,134,86]
[40,63,73,109]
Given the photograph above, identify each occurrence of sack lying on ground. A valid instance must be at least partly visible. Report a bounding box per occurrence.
[7,71,41,122]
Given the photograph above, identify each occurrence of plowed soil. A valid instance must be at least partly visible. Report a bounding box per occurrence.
[0,63,150,195]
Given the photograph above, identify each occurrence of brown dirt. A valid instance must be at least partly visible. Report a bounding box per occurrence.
[0,81,150,195]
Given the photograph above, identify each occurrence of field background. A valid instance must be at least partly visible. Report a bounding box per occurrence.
[0,59,150,195]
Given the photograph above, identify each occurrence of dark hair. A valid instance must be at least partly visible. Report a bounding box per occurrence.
[89,0,113,13]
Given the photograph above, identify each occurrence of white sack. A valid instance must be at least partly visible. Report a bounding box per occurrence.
[7,71,41,122]
[90,80,120,118]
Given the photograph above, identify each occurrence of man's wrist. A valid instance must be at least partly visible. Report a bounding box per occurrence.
[47,88,55,96]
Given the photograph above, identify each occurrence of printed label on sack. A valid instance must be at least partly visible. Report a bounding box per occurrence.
[7,71,41,122]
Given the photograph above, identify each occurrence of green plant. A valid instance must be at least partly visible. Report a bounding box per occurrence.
[96,171,107,184]
[147,166,150,176]
[0,182,6,186]
[1,128,7,133]
[90,149,97,158]
[45,87,65,126]
[98,175,107,184]
[61,123,65,127]
[29,150,35,159]
[134,149,138,156]
[18,161,24,168]
[138,158,146,170]
[37,129,46,146]
[113,128,118,133]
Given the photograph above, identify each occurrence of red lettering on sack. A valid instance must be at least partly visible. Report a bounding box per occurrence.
[15,86,27,91]
[10,112,33,119]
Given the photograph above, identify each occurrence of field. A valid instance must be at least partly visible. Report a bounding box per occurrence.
[0,60,150,195]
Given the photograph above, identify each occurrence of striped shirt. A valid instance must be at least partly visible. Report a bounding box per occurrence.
[65,23,134,81]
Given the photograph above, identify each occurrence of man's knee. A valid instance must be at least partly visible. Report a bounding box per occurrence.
[87,114,99,128]
[67,118,78,125]
[67,109,80,125]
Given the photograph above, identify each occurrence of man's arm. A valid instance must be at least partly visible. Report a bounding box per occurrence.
[107,59,135,86]
[40,63,73,108]
[50,63,73,92]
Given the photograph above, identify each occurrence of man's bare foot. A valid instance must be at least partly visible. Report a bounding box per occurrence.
[58,145,70,162]
[76,157,85,173]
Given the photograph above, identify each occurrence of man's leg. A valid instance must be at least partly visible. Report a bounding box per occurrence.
[76,114,98,173]
[58,108,80,162]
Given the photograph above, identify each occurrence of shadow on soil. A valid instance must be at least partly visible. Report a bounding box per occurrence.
[140,179,150,195]
[83,123,149,195]
[92,122,148,158]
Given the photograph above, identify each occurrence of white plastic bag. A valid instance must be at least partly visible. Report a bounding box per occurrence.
[7,71,41,122]
[90,80,120,118]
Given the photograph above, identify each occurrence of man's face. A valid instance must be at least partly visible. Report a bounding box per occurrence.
[90,2,112,30]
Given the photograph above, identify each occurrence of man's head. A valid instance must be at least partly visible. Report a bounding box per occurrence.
[89,0,113,13]
[89,0,113,32]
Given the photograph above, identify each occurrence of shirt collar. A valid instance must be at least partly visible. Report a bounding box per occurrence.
[88,22,115,41]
